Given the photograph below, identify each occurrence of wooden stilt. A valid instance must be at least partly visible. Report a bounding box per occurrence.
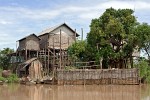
[60,29,62,69]
[81,28,83,40]
[25,39,27,60]
[25,49,27,60]
[48,48,50,74]
[67,37,69,66]
[37,51,39,58]
[29,50,30,59]
[74,29,76,42]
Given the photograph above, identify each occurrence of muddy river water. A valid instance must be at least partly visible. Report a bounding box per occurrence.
[0,84,150,100]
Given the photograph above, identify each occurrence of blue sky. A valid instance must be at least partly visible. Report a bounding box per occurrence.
[0,0,150,51]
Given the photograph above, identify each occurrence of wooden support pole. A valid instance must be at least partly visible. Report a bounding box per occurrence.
[44,48,47,75]
[15,41,18,74]
[25,49,27,60]
[25,39,27,60]
[48,48,50,74]
[37,51,39,58]
[53,37,55,68]
[29,50,30,59]
[81,28,83,40]
[67,37,69,66]
[60,29,62,69]
[74,29,76,42]
[62,50,63,68]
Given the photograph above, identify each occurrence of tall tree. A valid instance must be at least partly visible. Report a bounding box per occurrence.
[87,8,137,68]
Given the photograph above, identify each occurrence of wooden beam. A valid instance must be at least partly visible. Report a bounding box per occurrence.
[48,48,50,74]
[25,40,27,60]
[59,29,62,69]
[74,29,76,42]
[81,28,83,40]
[53,37,55,68]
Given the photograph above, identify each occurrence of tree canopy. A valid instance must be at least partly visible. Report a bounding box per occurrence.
[86,8,138,68]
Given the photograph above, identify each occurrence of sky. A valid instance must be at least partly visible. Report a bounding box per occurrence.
[0,0,150,50]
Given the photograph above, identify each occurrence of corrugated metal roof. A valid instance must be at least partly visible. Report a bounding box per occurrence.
[38,23,79,36]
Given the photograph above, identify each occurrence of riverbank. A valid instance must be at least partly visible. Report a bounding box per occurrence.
[0,68,140,85]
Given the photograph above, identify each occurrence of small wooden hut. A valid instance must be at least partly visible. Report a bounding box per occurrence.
[17,57,43,81]
[17,34,40,60]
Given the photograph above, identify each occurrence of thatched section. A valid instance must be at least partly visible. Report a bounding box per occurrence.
[17,57,43,81]
[18,34,40,51]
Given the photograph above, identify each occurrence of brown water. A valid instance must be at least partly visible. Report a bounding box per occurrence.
[0,84,150,100]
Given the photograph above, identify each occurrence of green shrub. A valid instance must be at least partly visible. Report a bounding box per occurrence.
[0,76,6,81]
[136,59,150,83]
[6,74,19,83]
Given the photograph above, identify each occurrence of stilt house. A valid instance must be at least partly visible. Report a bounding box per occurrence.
[38,23,79,69]
[17,34,40,61]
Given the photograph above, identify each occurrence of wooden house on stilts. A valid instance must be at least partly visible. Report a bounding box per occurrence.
[38,23,79,69]
[15,23,79,80]
[17,34,40,61]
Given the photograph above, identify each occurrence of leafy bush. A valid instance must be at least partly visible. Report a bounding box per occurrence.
[6,74,19,83]
[0,76,6,81]
[136,59,150,83]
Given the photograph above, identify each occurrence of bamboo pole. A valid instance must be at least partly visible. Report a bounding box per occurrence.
[52,36,55,85]
[74,29,76,42]
[60,29,62,69]
[37,51,38,58]
[53,37,55,68]
[81,28,83,40]
[47,34,50,75]
[25,39,27,60]
[44,48,47,75]
[67,37,69,66]
[16,41,18,74]
[29,50,30,59]
[25,49,27,60]
[48,48,50,75]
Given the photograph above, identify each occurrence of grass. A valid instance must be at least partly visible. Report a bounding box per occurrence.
[0,68,19,83]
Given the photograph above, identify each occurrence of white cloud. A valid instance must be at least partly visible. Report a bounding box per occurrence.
[0,0,150,49]
[0,20,12,25]
[0,1,150,21]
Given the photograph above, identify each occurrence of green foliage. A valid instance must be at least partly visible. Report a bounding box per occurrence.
[0,76,5,81]
[135,23,150,62]
[6,74,19,83]
[87,8,138,68]
[68,40,87,61]
[0,74,19,83]
[136,59,150,83]
[0,48,14,70]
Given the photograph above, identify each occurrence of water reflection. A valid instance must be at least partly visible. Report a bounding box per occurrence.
[0,84,150,100]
